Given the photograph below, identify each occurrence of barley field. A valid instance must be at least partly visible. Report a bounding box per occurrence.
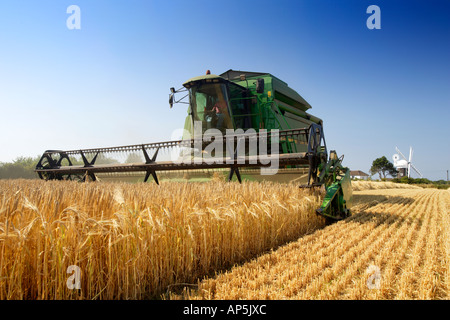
[351,180,422,191]
[0,179,324,299]
[1,179,448,300]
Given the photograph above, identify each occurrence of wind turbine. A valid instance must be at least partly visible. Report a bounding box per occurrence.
[393,146,423,178]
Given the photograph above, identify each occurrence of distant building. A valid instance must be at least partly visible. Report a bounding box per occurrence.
[350,170,369,180]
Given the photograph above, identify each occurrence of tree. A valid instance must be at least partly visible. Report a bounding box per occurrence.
[370,156,398,179]
[0,156,41,179]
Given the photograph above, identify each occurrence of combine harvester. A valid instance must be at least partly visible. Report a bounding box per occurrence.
[35,69,352,221]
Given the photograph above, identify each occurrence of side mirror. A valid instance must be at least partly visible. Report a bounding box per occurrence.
[170,87,176,93]
[169,93,174,108]
[256,78,264,93]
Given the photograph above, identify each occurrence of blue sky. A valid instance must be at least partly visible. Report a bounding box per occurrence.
[0,0,449,180]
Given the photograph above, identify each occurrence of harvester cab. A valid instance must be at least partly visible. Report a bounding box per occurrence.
[35,69,352,221]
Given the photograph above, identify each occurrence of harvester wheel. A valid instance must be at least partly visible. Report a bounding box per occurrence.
[37,157,54,181]
[56,156,84,182]
[37,153,83,182]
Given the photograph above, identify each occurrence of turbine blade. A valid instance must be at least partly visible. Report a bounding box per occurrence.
[395,147,408,161]
[410,164,423,178]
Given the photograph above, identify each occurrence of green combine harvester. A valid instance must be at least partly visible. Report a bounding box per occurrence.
[35,69,352,221]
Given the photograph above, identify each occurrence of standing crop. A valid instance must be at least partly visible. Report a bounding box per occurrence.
[0,179,325,299]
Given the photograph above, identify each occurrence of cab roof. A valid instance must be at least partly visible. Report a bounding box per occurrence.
[183,74,226,88]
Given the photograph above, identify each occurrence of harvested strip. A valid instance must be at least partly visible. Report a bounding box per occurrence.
[184,188,449,300]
